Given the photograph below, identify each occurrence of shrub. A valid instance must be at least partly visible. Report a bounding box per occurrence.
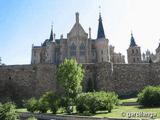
[38,97,49,113]
[0,102,19,120]
[37,91,61,114]
[76,91,118,114]
[47,93,61,114]
[137,86,160,107]
[25,98,38,113]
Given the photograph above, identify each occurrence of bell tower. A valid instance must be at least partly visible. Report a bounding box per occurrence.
[127,33,141,63]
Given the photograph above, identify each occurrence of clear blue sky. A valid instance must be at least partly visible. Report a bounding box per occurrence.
[1,0,160,65]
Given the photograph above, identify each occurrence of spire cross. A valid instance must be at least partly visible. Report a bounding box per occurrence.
[131,30,134,37]
[99,5,101,14]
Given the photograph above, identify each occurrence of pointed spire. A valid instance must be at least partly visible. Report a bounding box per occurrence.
[130,33,137,47]
[49,23,53,41]
[97,12,105,39]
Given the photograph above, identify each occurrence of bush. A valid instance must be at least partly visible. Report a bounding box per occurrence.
[137,86,160,107]
[25,98,38,113]
[47,92,60,114]
[0,102,19,120]
[37,91,60,114]
[38,97,49,113]
[76,91,119,114]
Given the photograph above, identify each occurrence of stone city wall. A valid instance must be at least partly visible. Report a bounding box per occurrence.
[1,62,160,104]
[0,64,56,105]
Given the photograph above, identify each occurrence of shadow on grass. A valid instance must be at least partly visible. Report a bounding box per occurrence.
[63,111,110,116]
[136,105,160,109]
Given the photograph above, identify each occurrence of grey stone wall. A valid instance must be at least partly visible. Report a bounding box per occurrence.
[0,64,57,105]
[1,62,160,104]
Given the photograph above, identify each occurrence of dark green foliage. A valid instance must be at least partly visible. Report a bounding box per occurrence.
[76,91,119,114]
[56,59,84,113]
[38,97,49,113]
[86,78,95,92]
[25,98,38,113]
[0,102,19,120]
[25,92,61,114]
[137,86,160,107]
[38,91,60,114]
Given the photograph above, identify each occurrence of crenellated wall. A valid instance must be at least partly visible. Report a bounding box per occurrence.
[1,62,160,104]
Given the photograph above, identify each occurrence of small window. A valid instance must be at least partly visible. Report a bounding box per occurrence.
[102,57,103,62]
[132,49,134,54]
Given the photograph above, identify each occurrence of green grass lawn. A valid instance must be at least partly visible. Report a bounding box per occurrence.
[17,97,160,119]
[94,106,160,119]
[120,98,137,103]
[17,106,160,119]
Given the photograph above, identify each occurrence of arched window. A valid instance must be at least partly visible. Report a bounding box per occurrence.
[132,49,134,54]
[80,43,85,56]
[70,43,76,56]
[136,49,138,54]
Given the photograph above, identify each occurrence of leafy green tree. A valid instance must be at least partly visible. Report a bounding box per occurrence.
[56,59,84,113]
[0,102,19,120]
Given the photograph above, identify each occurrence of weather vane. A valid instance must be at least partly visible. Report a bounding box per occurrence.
[51,21,53,29]
[99,5,101,15]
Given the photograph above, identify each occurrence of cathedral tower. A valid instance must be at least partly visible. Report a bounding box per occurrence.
[95,13,110,62]
[127,33,141,63]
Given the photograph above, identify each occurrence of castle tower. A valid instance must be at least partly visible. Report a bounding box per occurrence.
[95,13,110,62]
[127,33,141,63]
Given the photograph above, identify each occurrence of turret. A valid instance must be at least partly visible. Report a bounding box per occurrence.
[127,33,141,63]
[95,13,110,62]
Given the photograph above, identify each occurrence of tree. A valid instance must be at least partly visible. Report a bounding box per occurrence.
[56,59,84,113]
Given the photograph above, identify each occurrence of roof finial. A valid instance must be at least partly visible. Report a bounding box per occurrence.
[51,21,53,30]
[131,30,133,36]
[99,5,102,18]
[76,12,79,23]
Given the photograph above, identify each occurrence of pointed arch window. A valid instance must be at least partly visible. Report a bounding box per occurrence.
[80,43,85,56]
[70,43,76,56]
